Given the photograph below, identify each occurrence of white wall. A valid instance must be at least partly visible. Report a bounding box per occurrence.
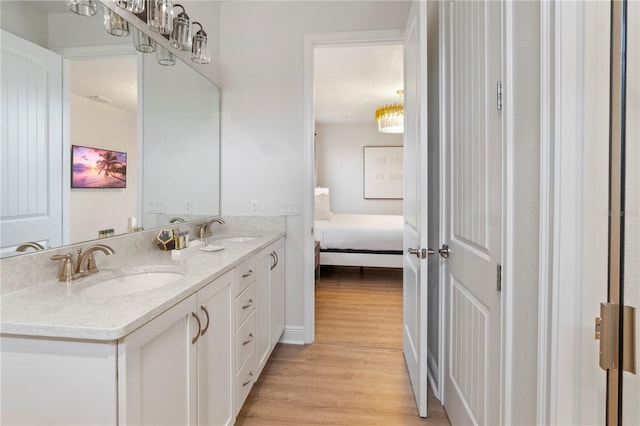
[0,1,49,47]
[69,94,137,243]
[507,1,541,423]
[315,122,402,214]
[220,0,411,336]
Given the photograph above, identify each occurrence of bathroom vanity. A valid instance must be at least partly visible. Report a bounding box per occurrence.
[0,229,285,425]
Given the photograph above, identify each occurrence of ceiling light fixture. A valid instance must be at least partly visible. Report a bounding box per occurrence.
[375,90,404,134]
[89,95,116,104]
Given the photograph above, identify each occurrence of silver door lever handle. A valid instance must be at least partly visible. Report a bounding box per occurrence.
[439,244,450,258]
[408,248,435,259]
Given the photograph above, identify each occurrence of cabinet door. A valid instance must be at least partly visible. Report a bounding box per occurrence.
[197,270,234,426]
[255,246,271,374]
[269,238,285,347]
[118,295,198,426]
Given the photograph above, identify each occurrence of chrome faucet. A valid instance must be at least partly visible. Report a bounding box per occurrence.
[169,217,185,223]
[16,242,45,252]
[50,244,115,282]
[198,217,225,240]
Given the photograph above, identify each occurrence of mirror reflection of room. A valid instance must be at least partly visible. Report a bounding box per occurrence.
[0,1,221,258]
[69,55,138,244]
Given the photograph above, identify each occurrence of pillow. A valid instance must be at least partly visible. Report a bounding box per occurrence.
[314,193,332,220]
[315,187,330,196]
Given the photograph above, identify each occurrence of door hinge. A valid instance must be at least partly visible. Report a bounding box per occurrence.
[497,81,503,111]
[496,263,502,292]
[595,303,637,374]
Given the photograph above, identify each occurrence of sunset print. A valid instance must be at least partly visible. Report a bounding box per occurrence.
[72,145,127,188]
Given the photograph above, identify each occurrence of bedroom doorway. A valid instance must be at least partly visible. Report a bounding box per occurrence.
[304,20,442,419]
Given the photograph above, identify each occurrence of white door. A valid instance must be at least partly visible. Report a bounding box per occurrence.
[402,0,430,417]
[443,1,503,424]
[0,30,62,257]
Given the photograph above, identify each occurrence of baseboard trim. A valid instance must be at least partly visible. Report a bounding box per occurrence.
[279,326,305,345]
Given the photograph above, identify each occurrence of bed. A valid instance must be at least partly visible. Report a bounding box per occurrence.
[314,213,404,268]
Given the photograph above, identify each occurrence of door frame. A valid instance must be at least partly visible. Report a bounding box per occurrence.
[302,29,405,344]
[537,1,611,424]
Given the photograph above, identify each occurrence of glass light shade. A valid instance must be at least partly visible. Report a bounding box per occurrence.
[103,7,130,37]
[170,11,191,50]
[116,0,145,14]
[375,104,404,134]
[133,28,156,53]
[148,0,174,35]
[66,0,97,17]
[156,45,176,66]
[191,24,210,64]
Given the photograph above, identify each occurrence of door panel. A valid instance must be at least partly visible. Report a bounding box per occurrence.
[0,30,62,257]
[403,0,429,417]
[444,1,502,424]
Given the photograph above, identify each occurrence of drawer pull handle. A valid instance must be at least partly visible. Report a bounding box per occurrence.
[242,333,254,346]
[191,312,201,345]
[242,372,254,387]
[200,305,210,336]
[242,299,254,310]
[242,270,253,278]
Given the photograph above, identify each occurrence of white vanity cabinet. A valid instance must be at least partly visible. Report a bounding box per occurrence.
[255,237,285,374]
[119,269,234,426]
[234,256,257,415]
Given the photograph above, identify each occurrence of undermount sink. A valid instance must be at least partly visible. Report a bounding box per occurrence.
[213,235,261,243]
[81,270,184,298]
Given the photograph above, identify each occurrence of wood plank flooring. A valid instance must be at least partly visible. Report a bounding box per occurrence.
[236,266,450,426]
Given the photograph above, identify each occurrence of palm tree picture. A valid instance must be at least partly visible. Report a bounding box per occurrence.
[71,145,127,188]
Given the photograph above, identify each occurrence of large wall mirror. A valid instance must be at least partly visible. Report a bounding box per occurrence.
[0,0,220,258]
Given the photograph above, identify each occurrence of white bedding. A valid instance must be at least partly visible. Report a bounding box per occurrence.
[314,214,403,252]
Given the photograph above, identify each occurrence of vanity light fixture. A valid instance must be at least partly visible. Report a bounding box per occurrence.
[375,90,404,134]
[103,6,130,36]
[148,0,174,35]
[66,0,97,17]
[191,22,211,64]
[133,28,156,53]
[156,45,177,66]
[116,0,145,14]
[170,4,191,51]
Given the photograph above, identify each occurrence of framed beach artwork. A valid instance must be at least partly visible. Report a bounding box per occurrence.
[71,145,127,189]
[363,146,403,199]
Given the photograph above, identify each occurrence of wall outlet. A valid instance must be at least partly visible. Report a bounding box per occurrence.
[184,199,192,214]
[250,200,259,215]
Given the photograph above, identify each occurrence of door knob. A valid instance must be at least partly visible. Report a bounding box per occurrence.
[408,248,435,259]
[439,244,450,258]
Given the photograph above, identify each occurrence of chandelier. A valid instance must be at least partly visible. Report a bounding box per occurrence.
[375,90,404,134]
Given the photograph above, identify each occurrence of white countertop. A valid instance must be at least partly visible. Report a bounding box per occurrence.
[0,231,285,341]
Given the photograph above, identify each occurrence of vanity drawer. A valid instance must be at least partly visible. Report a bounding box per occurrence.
[236,312,256,371]
[236,283,256,327]
[236,256,256,296]
[235,350,256,415]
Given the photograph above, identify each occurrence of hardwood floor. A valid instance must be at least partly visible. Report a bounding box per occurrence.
[236,266,450,425]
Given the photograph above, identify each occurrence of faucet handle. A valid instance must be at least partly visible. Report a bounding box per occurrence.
[50,254,76,282]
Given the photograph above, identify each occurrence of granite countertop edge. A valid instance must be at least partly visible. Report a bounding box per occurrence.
[0,231,285,342]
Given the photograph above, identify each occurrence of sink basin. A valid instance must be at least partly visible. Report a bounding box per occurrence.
[81,271,184,297]
[213,235,260,243]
